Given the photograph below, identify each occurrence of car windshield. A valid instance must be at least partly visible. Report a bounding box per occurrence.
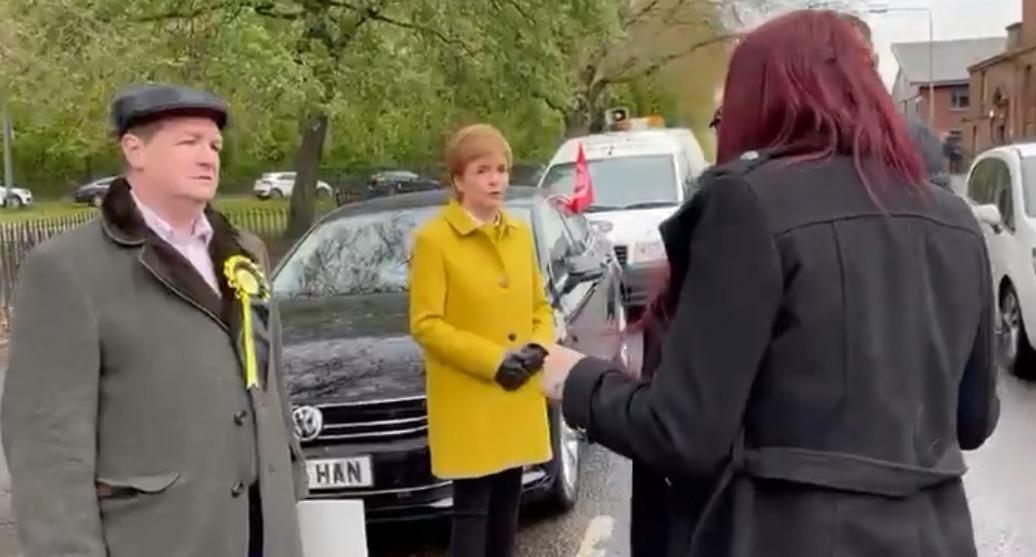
[539,154,678,212]
[272,203,532,298]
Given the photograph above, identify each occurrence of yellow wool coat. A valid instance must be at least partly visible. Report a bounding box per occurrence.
[409,200,554,479]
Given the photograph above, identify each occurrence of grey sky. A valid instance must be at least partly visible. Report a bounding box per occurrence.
[868,0,1019,86]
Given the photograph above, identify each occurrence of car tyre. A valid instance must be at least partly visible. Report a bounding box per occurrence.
[544,405,581,513]
[1000,285,1036,379]
[91,194,104,208]
[6,196,23,209]
[269,189,284,199]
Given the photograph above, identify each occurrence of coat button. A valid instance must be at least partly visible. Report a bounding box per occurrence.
[498,277,509,288]
[231,481,246,497]
[508,333,517,341]
[233,410,249,425]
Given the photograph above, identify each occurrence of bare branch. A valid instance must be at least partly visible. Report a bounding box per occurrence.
[622,0,666,29]
[604,32,737,85]
[254,2,303,19]
[489,0,534,26]
[329,0,475,55]
[127,2,238,22]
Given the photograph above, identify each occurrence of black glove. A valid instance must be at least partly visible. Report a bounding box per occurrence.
[494,352,534,391]
[494,344,551,391]
[515,343,549,372]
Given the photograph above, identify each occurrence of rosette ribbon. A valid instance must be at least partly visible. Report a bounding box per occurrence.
[223,255,271,389]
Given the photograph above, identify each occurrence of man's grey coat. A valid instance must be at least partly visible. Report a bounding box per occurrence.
[1,178,308,557]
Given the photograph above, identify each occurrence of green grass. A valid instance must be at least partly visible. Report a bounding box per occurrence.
[0,195,335,225]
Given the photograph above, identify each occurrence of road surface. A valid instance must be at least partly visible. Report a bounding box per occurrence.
[367,368,1036,557]
[3,329,1035,556]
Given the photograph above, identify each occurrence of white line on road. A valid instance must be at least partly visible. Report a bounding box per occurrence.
[575,515,614,557]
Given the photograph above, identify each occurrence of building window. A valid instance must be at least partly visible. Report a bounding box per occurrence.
[950,87,970,111]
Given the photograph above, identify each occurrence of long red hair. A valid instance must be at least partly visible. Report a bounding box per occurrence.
[637,9,926,338]
[718,9,924,180]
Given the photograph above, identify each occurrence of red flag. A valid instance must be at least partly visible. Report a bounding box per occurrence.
[561,142,594,213]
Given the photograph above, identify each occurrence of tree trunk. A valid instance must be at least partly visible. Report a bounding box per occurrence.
[564,112,590,137]
[562,83,609,137]
[285,112,329,240]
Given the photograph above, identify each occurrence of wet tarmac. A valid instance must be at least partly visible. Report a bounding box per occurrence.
[2,323,1035,557]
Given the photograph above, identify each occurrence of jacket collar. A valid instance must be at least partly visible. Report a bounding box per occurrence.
[98,176,272,388]
[99,177,246,252]
[442,198,517,237]
[98,177,259,322]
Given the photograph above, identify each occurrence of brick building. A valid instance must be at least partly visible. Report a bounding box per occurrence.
[891,37,1006,149]
[966,0,1036,156]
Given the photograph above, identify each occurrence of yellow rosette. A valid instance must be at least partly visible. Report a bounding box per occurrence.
[223,255,271,389]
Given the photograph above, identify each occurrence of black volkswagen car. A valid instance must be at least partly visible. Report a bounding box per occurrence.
[270,187,629,522]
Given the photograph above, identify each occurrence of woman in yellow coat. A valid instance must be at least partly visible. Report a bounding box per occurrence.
[409,124,553,557]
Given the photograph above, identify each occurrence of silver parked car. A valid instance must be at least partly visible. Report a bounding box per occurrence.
[253,172,332,199]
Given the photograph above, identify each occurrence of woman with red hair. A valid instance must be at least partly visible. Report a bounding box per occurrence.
[540,9,998,557]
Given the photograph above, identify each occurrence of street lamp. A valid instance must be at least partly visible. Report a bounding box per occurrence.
[868,6,936,127]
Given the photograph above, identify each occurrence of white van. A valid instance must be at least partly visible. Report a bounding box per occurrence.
[536,128,709,312]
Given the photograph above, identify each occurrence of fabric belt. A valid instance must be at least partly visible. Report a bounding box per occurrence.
[743,446,964,498]
[687,436,967,557]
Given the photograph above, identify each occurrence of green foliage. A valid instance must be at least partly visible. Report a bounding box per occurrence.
[0,0,780,199]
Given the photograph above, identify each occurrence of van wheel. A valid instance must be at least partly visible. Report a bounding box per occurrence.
[545,406,581,513]
[1000,286,1036,378]
[269,189,284,199]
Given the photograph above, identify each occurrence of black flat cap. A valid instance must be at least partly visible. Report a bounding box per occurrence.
[110,84,228,136]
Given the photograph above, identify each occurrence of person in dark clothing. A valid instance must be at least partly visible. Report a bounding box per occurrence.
[627,318,672,557]
[540,9,999,557]
[904,112,952,189]
[944,136,965,174]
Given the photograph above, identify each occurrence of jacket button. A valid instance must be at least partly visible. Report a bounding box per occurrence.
[233,410,249,425]
[498,277,509,288]
[508,333,517,341]
[231,481,246,497]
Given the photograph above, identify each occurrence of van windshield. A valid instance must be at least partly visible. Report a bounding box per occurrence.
[539,154,678,212]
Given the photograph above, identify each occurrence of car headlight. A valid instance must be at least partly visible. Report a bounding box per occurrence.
[628,240,665,264]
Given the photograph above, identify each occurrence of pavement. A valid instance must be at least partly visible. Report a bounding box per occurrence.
[1,357,17,557]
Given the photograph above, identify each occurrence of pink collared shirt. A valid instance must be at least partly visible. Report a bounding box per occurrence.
[132,193,220,293]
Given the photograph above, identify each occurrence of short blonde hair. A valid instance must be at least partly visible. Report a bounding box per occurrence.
[443,124,513,199]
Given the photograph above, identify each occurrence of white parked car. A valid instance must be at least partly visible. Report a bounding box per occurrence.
[253,171,332,199]
[0,184,34,208]
[536,128,709,314]
[965,142,1036,378]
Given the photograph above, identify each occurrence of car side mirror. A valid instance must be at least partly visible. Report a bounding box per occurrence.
[973,203,1003,232]
[560,254,605,294]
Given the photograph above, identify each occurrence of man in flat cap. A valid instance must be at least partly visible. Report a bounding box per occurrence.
[1,84,307,557]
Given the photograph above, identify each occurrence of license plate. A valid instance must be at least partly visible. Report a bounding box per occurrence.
[306,457,374,489]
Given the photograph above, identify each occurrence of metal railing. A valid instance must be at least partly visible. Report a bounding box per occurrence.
[0,206,299,332]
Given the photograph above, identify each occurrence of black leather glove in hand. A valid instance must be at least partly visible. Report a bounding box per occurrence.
[515,343,549,372]
[494,352,533,391]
